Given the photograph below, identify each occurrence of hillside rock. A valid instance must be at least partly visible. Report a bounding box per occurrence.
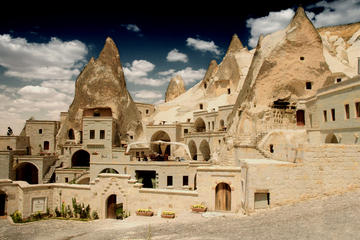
[57,37,143,146]
[165,75,186,102]
[226,7,332,146]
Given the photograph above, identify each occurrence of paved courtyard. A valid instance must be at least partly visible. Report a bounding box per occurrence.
[2,189,360,240]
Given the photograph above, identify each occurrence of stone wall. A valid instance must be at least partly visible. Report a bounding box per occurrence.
[242,144,360,212]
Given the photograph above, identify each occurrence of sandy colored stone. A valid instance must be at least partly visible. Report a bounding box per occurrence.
[56,37,143,146]
[165,75,186,102]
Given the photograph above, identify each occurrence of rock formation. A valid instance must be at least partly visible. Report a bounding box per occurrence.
[165,75,186,102]
[205,34,253,97]
[57,37,143,146]
[227,7,332,147]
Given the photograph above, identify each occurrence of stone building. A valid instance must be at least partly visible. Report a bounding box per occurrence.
[1,7,360,219]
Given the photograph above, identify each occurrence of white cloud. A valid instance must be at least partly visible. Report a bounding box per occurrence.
[246,9,295,48]
[309,0,360,27]
[0,34,88,80]
[158,69,176,76]
[186,37,221,55]
[166,49,188,63]
[132,90,163,99]
[246,0,360,48]
[159,67,206,85]
[122,24,141,32]
[41,80,75,95]
[124,60,166,86]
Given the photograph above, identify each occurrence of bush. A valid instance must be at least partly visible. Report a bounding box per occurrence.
[66,205,73,218]
[55,206,61,217]
[11,210,23,223]
[92,210,99,220]
[192,204,206,209]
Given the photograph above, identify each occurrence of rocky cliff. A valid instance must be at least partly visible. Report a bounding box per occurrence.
[226,7,332,149]
[57,37,143,146]
[165,75,186,102]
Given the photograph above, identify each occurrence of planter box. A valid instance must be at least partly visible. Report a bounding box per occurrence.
[161,214,175,219]
[136,211,153,217]
[192,207,207,213]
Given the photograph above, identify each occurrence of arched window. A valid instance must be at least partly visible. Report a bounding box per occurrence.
[71,150,90,167]
[68,129,75,140]
[194,118,206,132]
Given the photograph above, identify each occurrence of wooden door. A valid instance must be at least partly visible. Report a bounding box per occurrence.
[296,110,305,126]
[106,195,116,219]
[215,183,231,211]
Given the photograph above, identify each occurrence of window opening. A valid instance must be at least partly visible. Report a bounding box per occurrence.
[183,176,189,186]
[331,108,336,121]
[345,104,350,119]
[306,82,312,90]
[199,104,203,110]
[90,130,95,139]
[227,88,231,94]
[356,102,360,118]
[39,129,42,134]
[323,110,327,122]
[269,144,274,153]
[100,130,105,139]
[44,141,49,150]
[167,176,173,186]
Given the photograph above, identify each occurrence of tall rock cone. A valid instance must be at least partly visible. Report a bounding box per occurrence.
[226,6,332,148]
[245,6,331,107]
[57,37,143,146]
[226,34,244,54]
[165,75,186,102]
[200,60,218,89]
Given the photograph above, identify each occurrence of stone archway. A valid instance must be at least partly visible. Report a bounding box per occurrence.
[150,130,171,156]
[100,168,119,174]
[199,140,211,161]
[215,182,231,211]
[72,150,90,167]
[194,118,206,132]
[15,162,39,184]
[0,190,6,216]
[106,194,117,219]
[325,133,338,143]
[188,140,197,160]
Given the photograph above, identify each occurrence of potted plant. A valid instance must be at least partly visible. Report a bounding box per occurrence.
[136,209,154,216]
[191,204,207,213]
[161,210,175,218]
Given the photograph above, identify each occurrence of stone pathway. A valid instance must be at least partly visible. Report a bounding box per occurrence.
[2,189,360,239]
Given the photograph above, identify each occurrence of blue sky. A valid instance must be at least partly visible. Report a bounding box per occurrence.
[0,0,360,134]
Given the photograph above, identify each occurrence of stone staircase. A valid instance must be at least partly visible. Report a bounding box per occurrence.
[43,159,62,183]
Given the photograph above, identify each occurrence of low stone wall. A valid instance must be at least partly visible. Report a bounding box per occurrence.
[243,144,360,212]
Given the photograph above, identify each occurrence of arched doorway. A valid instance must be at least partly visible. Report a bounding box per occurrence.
[325,133,338,143]
[215,183,231,211]
[200,140,211,161]
[150,131,171,156]
[220,119,225,130]
[188,140,197,160]
[0,191,6,216]
[68,129,75,140]
[106,194,117,219]
[15,162,38,184]
[194,118,206,132]
[100,168,119,174]
[72,150,90,167]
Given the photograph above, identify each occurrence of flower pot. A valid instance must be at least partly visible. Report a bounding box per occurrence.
[136,211,153,216]
[161,214,175,219]
[192,207,207,213]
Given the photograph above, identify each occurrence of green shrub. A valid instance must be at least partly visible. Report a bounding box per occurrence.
[55,206,61,217]
[66,205,73,218]
[11,210,23,223]
[92,210,99,220]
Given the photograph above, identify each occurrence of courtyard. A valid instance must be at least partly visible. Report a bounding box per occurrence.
[1,188,360,240]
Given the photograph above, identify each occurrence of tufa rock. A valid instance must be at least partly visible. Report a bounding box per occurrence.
[57,37,143,146]
[165,75,186,102]
[226,34,244,54]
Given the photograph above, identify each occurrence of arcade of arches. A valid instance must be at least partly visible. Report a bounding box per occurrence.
[72,150,90,167]
[188,140,197,160]
[200,140,211,161]
[15,162,38,184]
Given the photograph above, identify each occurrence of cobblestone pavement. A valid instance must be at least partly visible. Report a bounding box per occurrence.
[2,189,360,240]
